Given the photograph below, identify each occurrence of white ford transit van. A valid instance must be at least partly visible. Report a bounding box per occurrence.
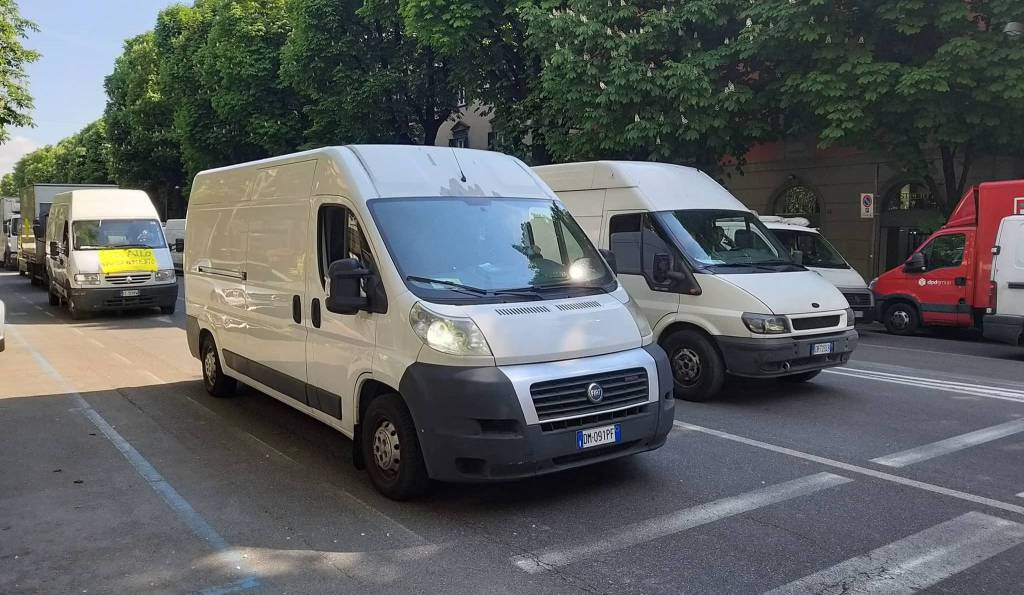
[760,216,874,322]
[534,161,858,401]
[46,189,178,319]
[983,215,1024,346]
[184,146,674,500]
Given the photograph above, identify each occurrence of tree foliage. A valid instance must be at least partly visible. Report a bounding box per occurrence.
[1,121,114,197]
[0,0,39,143]
[738,0,1024,213]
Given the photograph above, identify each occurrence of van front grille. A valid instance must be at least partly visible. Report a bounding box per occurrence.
[843,292,872,308]
[530,368,648,422]
[105,273,151,285]
[791,315,841,331]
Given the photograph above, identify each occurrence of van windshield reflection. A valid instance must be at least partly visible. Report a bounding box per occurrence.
[73,219,166,250]
[657,210,803,273]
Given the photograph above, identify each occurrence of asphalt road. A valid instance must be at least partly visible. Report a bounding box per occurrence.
[2,272,1023,594]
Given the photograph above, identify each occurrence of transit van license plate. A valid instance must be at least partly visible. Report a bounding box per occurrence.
[577,424,621,449]
[812,342,833,355]
[121,289,140,297]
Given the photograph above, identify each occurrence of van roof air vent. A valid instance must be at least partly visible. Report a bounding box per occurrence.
[495,305,552,316]
[555,301,602,311]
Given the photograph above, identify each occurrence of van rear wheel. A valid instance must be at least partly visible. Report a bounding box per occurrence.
[201,336,236,398]
[662,329,724,402]
[361,394,429,500]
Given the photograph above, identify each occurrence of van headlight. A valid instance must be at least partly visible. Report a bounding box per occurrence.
[409,303,492,356]
[74,273,101,286]
[622,295,653,338]
[845,308,855,327]
[155,269,176,283]
[742,313,790,334]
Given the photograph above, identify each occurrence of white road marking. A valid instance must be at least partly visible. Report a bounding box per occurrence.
[1017,492,1024,499]
[87,338,104,349]
[826,368,1024,404]
[764,511,1024,595]
[112,352,133,365]
[42,310,54,318]
[511,472,852,573]
[871,419,1024,468]
[673,422,1024,516]
[157,315,173,324]
[141,370,166,385]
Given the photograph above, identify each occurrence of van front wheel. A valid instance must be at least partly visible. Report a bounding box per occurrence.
[201,337,236,398]
[663,329,724,402]
[362,394,429,500]
[883,302,919,336]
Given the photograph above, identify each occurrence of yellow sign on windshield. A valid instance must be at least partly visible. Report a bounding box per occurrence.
[98,248,158,274]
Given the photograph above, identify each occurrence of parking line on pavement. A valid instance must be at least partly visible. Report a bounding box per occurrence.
[8,326,261,592]
[825,368,1024,404]
[871,419,1024,468]
[764,511,1024,595]
[673,421,1024,516]
[511,472,852,573]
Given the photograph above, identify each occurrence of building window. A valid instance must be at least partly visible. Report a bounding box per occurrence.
[449,122,470,149]
[487,131,497,151]
[456,88,467,107]
[773,184,822,226]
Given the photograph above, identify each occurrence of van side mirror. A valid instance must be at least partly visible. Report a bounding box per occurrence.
[325,258,370,315]
[599,248,617,274]
[904,252,926,273]
[174,238,184,253]
[49,241,59,259]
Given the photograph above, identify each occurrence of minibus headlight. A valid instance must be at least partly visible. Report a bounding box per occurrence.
[742,313,790,334]
[74,273,101,286]
[155,269,176,283]
[623,295,653,338]
[844,308,855,327]
[410,303,492,357]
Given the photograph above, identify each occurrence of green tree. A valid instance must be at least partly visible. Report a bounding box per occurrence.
[5,145,59,195]
[524,0,763,169]
[105,32,186,217]
[739,0,1024,214]
[0,0,39,143]
[52,120,115,184]
[283,0,459,146]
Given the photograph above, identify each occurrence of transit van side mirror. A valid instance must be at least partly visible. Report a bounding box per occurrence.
[49,241,59,260]
[599,248,617,274]
[325,258,370,315]
[904,252,926,273]
[174,238,184,253]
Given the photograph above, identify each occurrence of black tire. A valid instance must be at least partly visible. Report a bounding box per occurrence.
[18,268,25,276]
[48,285,60,306]
[160,304,176,315]
[67,296,86,320]
[662,329,725,402]
[779,370,821,383]
[361,393,429,500]
[883,302,920,336]
[201,335,237,398]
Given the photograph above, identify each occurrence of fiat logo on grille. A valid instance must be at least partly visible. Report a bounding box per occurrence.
[586,382,604,403]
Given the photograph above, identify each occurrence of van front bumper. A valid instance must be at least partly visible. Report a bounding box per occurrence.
[983,315,1023,347]
[397,345,675,483]
[69,284,178,312]
[717,329,858,378]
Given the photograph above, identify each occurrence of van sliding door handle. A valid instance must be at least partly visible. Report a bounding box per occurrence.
[311,298,322,328]
[292,295,301,324]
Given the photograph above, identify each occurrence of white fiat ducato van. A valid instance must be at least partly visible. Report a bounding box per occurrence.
[534,161,858,401]
[759,216,874,322]
[184,146,674,500]
[45,189,178,319]
[983,215,1024,347]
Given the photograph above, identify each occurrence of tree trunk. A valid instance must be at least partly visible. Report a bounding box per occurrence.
[937,143,974,215]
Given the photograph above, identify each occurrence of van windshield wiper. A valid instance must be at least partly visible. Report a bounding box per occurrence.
[405,275,489,295]
[105,243,154,249]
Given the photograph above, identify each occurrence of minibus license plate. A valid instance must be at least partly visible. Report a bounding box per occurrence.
[121,289,140,297]
[577,424,621,450]
[812,342,833,355]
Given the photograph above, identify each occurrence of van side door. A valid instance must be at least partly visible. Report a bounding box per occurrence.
[305,198,377,435]
[907,231,971,326]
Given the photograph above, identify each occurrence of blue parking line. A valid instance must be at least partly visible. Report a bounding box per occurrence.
[10,327,261,593]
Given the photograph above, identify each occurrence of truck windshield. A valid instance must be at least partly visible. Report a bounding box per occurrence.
[771,229,849,269]
[369,197,614,300]
[657,209,801,272]
[73,219,166,250]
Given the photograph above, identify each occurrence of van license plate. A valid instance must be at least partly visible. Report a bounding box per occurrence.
[121,289,140,297]
[812,342,833,355]
[577,424,621,449]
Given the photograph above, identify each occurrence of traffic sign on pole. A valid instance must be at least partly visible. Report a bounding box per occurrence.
[860,193,875,219]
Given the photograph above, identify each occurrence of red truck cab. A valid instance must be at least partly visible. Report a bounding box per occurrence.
[872,180,1024,335]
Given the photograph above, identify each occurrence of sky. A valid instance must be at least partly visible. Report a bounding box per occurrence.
[1,0,186,177]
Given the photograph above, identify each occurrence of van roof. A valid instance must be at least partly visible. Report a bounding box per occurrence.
[533,161,747,212]
[193,145,553,204]
[53,189,158,220]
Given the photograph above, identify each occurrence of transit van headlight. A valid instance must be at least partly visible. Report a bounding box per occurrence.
[623,294,653,338]
[742,313,790,334]
[155,269,176,283]
[74,273,101,286]
[409,303,492,356]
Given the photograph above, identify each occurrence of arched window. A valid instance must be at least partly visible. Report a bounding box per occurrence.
[773,185,822,226]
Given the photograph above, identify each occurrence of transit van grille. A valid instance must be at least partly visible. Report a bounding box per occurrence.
[791,315,842,331]
[530,368,648,421]
[843,292,872,308]
[103,296,156,308]
[105,273,152,285]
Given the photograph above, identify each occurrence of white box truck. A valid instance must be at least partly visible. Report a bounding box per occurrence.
[983,215,1024,346]
[1,197,19,269]
[18,183,118,286]
[44,189,177,319]
[185,145,674,499]
[534,161,858,401]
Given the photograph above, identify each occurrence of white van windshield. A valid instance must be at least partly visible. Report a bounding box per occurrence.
[73,219,166,250]
[370,197,614,300]
[771,229,849,269]
[657,210,801,273]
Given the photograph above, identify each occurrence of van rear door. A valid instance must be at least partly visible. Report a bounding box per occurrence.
[994,217,1024,317]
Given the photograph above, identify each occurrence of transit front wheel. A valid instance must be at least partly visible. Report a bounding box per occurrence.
[361,394,429,500]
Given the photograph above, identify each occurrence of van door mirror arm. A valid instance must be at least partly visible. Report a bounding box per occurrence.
[325,258,371,315]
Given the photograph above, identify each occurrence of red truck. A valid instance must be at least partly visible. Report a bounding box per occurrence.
[871,180,1024,335]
